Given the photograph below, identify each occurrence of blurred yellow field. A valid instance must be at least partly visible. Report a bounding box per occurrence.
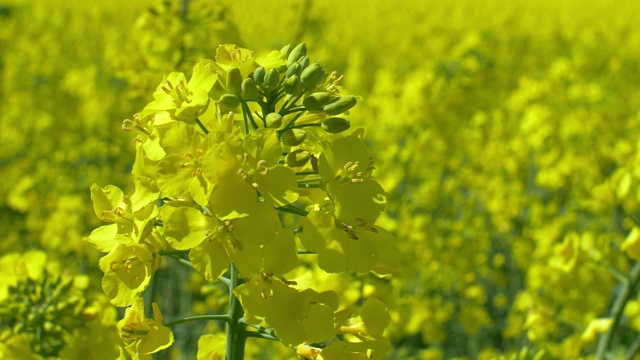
[2,0,640,359]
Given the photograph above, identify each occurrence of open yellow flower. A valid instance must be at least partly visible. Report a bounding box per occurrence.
[118,298,174,360]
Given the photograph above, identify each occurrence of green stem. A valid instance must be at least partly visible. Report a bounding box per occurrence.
[242,102,260,129]
[287,123,321,130]
[195,118,210,134]
[297,176,323,184]
[596,261,640,360]
[298,250,315,254]
[244,331,279,341]
[280,93,305,115]
[218,275,232,288]
[166,254,196,271]
[281,110,306,131]
[226,262,246,360]
[165,314,231,327]
[275,204,309,217]
[295,171,318,176]
[625,333,640,360]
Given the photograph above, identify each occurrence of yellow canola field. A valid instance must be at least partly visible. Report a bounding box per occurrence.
[1,0,640,359]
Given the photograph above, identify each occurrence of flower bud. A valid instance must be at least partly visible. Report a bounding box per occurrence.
[286,149,311,167]
[265,68,280,89]
[265,112,283,128]
[253,66,266,85]
[286,63,302,78]
[323,95,357,115]
[242,78,258,99]
[281,128,307,146]
[219,93,240,108]
[301,62,324,89]
[321,117,351,133]
[226,67,243,96]
[297,56,310,70]
[302,92,332,111]
[287,43,307,67]
[283,76,303,95]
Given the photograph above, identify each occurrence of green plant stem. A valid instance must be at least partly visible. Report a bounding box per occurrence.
[166,254,196,271]
[625,333,640,360]
[241,102,260,129]
[298,249,315,254]
[281,110,306,131]
[297,176,323,184]
[295,171,318,175]
[165,314,231,327]
[226,262,246,360]
[596,261,640,360]
[275,204,309,217]
[195,117,209,134]
[244,331,279,341]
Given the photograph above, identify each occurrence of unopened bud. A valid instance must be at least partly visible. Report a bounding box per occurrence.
[242,78,259,99]
[226,67,243,96]
[253,67,266,85]
[303,92,332,111]
[321,117,351,133]
[286,63,302,78]
[284,76,303,95]
[219,94,240,108]
[286,149,312,167]
[265,113,283,128]
[301,63,324,89]
[281,129,307,146]
[297,56,310,70]
[287,43,307,67]
[323,95,357,115]
[264,68,280,89]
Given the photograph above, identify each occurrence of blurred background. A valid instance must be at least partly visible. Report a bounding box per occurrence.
[2,0,640,358]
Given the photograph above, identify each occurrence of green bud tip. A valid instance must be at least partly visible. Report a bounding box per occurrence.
[280,128,307,146]
[321,117,351,134]
[323,95,357,115]
[265,113,283,128]
[287,43,307,67]
[219,93,240,108]
[226,67,243,96]
[283,76,303,95]
[253,67,266,86]
[286,63,302,78]
[286,149,312,167]
[264,68,280,89]
[241,78,259,99]
[303,92,333,111]
[301,62,324,89]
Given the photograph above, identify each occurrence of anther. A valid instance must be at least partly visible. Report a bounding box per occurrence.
[122,119,135,131]
[257,160,267,168]
[344,162,353,170]
[260,168,269,176]
[252,183,259,190]
[243,153,249,163]
[180,162,191,168]
[110,261,122,272]
[161,86,171,94]
[125,259,134,270]
[351,179,365,183]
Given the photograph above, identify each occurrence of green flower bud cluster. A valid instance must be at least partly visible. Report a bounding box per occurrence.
[0,274,87,357]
